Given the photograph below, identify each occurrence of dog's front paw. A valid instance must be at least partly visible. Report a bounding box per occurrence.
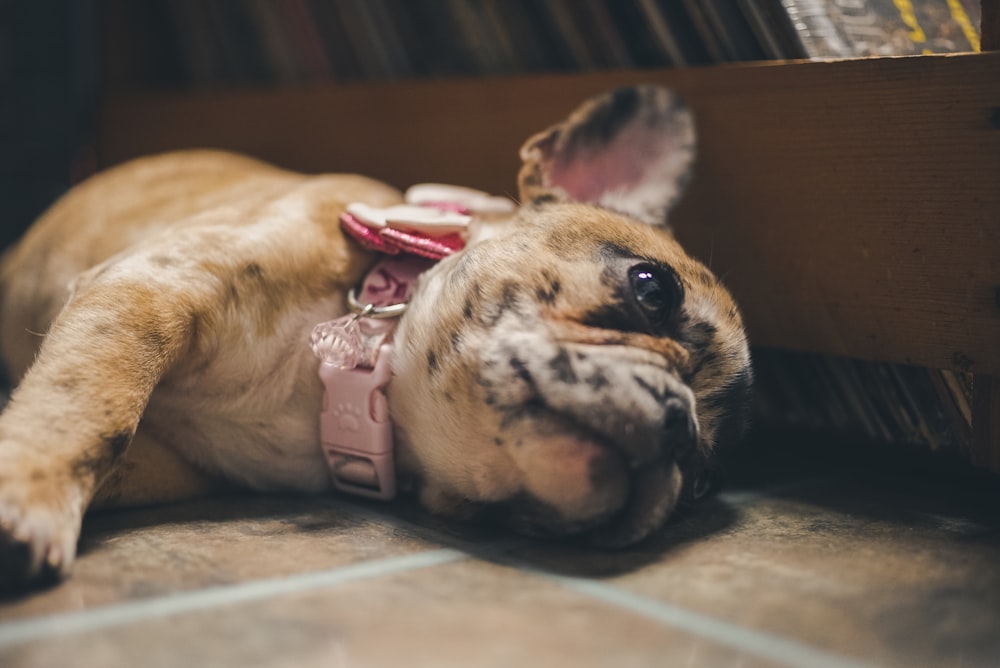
[0,459,85,593]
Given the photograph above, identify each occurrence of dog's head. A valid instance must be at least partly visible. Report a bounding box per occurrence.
[389,86,751,546]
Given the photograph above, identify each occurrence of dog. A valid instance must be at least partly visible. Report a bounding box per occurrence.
[0,85,751,591]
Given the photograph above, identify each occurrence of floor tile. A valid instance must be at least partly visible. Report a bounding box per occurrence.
[0,494,439,622]
[1,436,998,668]
[505,465,1000,668]
[1,558,789,668]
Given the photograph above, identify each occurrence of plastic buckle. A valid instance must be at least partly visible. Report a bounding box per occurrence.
[318,343,396,500]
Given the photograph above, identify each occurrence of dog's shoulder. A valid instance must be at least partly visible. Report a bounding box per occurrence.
[0,150,401,381]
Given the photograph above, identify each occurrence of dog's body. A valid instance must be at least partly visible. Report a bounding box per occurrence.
[0,87,751,591]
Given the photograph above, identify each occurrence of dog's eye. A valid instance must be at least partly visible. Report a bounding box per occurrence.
[629,263,683,327]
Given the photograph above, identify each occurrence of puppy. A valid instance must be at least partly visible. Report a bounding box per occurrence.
[0,86,751,591]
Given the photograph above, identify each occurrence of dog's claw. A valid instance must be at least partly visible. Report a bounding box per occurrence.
[0,468,83,594]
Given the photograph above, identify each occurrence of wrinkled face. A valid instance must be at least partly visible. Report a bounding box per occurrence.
[389,202,751,546]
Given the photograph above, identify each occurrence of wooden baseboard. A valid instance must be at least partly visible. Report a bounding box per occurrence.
[98,53,1000,377]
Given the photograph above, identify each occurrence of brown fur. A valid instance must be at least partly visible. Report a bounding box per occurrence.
[0,86,751,591]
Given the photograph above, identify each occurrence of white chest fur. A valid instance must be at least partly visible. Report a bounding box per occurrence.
[142,296,345,493]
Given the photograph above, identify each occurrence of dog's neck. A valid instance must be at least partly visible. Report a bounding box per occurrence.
[312,187,517,501]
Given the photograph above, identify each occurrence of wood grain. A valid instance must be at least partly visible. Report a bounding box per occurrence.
[98,53,1000,374]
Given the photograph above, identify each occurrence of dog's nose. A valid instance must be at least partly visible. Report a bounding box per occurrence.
[615,393,698,469]
[660,396,698,461]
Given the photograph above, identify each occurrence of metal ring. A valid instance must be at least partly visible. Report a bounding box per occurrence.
[347,287,408,319]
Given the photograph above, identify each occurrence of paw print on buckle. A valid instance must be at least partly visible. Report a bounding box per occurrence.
[332,403,362,433]
[317,344,396,500]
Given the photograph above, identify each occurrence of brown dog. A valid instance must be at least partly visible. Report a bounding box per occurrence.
[0,86,751,591]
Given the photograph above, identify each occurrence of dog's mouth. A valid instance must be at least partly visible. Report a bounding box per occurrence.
[487,459,684,549]
[486,406,689,548]
[587,457,683,547]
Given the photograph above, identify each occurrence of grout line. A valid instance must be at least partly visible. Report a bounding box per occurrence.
[0,548,464,649]
[540,572,878,668]
[327,497,878,668]
[0,492,885,664]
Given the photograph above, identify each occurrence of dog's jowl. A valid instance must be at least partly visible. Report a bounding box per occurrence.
[0,85,751,591]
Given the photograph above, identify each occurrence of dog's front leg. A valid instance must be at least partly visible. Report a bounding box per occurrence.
[0,260,204,591]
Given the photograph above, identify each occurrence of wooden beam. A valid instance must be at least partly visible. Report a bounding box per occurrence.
[97,53,1000,374]
[667,54,1000,377]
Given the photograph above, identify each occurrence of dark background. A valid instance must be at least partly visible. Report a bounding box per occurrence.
[0,0,97,254]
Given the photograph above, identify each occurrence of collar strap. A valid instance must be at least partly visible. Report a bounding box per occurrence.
[312,185,514,500]
[312,256,429,500]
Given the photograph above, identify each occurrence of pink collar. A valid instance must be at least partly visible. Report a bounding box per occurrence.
[312,256,430,500]
[309,186,514,500]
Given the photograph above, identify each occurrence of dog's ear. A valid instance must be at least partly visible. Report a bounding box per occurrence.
[518,86,695,228]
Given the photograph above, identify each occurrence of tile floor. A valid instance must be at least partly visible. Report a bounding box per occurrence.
[1,435,998,668]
